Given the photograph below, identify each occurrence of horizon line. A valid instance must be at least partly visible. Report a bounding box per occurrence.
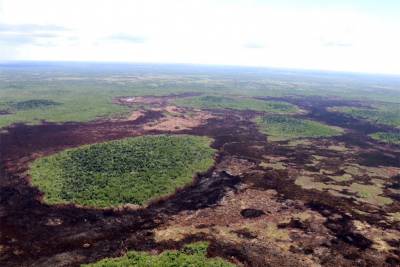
[1,59,400,78]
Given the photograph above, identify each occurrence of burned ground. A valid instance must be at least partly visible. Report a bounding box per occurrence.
[0,95,399,266]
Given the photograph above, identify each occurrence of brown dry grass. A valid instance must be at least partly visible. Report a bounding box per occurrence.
[143,106,214,131]
[154,187,330,266]
[127,110,145,121]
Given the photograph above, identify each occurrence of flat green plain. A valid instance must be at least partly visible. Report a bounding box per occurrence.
[2,64,400,129]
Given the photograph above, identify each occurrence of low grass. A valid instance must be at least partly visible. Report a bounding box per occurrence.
[370,132,400,145]
[295,175,393,206]
[264,222,290,241]
[81,242,235,267]
[259,161,286,170]
[388,212,400,222]
[327,173,353,182]
[255,115,343,141]
[342,163,398,179]
[30,135,216,208]
[174,95,299,113]
[349,183,392,205]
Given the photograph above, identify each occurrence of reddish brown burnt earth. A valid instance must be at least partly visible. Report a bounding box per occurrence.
[1,96,400,266]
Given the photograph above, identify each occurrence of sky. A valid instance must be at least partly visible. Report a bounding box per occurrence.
[0,0,400,75]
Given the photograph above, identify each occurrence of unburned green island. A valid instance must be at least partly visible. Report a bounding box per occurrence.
[82,242,235,267]
[29,135,216,208]
[174,95,299,113]
[370,132,400,145]
[255,115,344,141]
[330,105,400,128]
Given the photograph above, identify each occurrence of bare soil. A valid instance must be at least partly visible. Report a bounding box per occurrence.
[142,106,214,132]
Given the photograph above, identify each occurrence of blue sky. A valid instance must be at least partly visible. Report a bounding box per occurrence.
[0,0,399,74]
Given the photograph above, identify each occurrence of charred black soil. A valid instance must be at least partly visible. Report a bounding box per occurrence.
[1,95,399,266]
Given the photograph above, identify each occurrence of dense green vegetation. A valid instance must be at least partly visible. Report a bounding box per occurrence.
[30,135,216,207]
[256,115,343,141]
[174,95,299,113]
[8,99,61,110]
[331,104,400,128]
[0,89,130,128]
[82,242,235,267]
[370,132,400,145]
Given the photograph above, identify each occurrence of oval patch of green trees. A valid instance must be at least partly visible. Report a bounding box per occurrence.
[30,135,216,208]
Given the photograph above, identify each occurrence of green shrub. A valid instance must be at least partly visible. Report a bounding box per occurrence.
[256,115,343,141]
[174,95,299,113]
[370,132,400,145]
[331,105,400,128]
[9,99,61,110]
[30,135,216,207]
[82,242,235,267]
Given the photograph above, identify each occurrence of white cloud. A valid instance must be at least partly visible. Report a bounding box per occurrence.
[0,23,69,46]
[0,0,399,74]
